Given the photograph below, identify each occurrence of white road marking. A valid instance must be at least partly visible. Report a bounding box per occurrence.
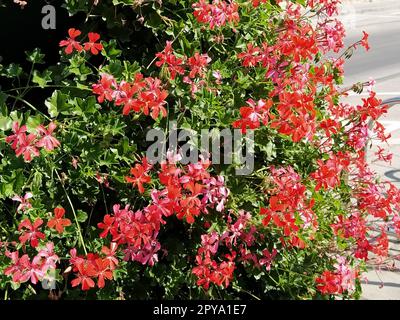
[347,92,400,96]
[372,138,400,145]
[378,121,400,134]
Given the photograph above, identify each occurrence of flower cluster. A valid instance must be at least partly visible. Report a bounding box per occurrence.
[155,41,212,95]
[69,244,118,291]
[310,152,350,191]
[260,166,317,249]
[232,98,272,133]
[2,206,73,288]
[59,28,103,55]
[316,256,359,295]
[125,155,230,224]
[92,73,168,119]
[192,0,240,29]
[4,243,59,285]
[193,210,278,290]
[97,204,161,266]
[5,121,60,162]
[98,155,230,272]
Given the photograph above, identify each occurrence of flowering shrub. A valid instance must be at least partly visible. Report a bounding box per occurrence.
[0,0,398,300]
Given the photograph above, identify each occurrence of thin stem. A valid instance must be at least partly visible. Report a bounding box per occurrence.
[4,84,92,93]
[21,62,35,97]
[55,169,88,255]
[6,94,51,121]
[232,284,261,300]
[100,184,109,215]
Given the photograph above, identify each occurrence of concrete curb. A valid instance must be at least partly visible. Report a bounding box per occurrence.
[341,0,382,2]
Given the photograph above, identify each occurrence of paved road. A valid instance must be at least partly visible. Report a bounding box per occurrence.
[340,0,400,190]
[340,0,400,106]
[339,0,400,300]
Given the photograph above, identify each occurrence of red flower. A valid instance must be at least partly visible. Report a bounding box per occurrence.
[310,153,350,191]
[237,43,261,67]
[92,73,117,103]
[371,231,389,257]
[360,31,370,51]
[84,32,103,55]
[36,122,60,151]
[115,81,143,115]
[252,0,268,7]
[94,258,114,288]
[47,207,72,234]
[71,262,97,291]
[97,214,115,238]
[15,133,40,162]
[101,243,119,269]
[187,52,211,78]
[192,0,240,29]
[233,99,271,133]
[5,122,27,150]
[155,41,185,80]
[316,270,342,295]
[18,218,45,248]
[259,248,277,271]
[59,28,83,54]
[125,157,152,194]
[177,182,203,224]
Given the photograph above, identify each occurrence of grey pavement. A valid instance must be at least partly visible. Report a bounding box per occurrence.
[338,0,400,299]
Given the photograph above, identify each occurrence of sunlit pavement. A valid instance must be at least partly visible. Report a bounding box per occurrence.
[339,0,400,299]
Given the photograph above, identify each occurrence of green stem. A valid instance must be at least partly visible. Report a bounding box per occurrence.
[232,284,261,300]
[4,84,91,93]
[66,126,96,138]
[6,94,51,121]
[55,169,88,255]
[21,62,35,97]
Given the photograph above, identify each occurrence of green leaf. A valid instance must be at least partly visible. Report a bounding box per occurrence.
[2,63,23,78]
[32,70,52,88]
[0,115,12,131]
[45,91,68,118]
[102,39,122,59]
[76,210,88,223]
[26,48,45,64]
[26,114,44,132]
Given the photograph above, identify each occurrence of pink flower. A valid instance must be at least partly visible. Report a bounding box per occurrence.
[15,133,40,162]
[4,252,45,284]
[92,73,117,103]
[259,248,277,271]
[101,243,119,269]
[18,218,46,248]
[33,242,60,272]
[5,122,27,150]
[36,122,61,151]
[212,70,223,84]
[12,192,33,212]
[72,157,79,169]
